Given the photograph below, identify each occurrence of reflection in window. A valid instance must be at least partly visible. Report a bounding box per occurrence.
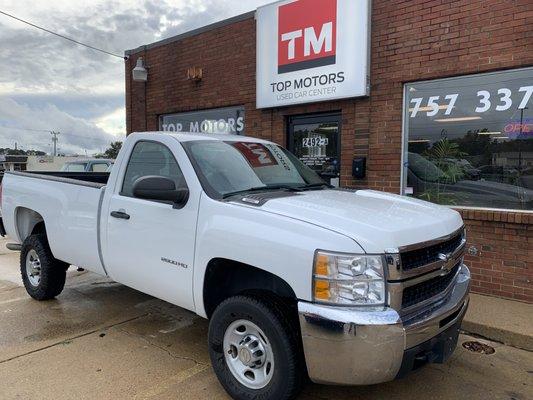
[404,68,533,210]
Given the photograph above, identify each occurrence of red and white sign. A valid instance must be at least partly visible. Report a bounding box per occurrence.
[278,0,337,74]
[257,0,371,109]
[232,142,279,168]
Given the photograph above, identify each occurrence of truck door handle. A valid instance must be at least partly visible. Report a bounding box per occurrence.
[110,211,130,220]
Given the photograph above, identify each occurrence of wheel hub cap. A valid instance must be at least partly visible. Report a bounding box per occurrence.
[223,320,274,390]
[239,347,252,365]
[25,249,42,287]
[237,334,266,367]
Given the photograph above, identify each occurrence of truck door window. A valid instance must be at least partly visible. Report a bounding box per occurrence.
[121,141,187,198]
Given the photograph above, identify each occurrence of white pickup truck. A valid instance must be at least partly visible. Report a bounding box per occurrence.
[0,132,470,400]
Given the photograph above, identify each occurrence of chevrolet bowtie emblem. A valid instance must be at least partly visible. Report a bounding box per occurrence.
[438,253,453,272]
[438,253,450,262]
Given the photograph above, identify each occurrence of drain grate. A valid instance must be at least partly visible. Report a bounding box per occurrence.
[462,341,495,354]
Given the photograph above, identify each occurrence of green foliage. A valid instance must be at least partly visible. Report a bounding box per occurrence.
[424,138,466,184]
[417,138,469,203]
[0,148,46,156]
[95,141,122,159]
[425,138,465,160]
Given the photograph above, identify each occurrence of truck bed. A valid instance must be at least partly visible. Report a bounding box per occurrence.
[0,171,108,275]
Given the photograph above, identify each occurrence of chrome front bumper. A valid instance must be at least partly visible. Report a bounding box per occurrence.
[298,264,471,386]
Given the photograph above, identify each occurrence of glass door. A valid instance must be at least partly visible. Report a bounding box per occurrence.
[288,113,342,186]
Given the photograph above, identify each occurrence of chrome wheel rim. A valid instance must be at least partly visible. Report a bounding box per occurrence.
[223,319,274,390]
[26,250,41,287]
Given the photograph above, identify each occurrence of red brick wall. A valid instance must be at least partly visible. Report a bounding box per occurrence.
[459,210,532,302]
[125,0,533,302]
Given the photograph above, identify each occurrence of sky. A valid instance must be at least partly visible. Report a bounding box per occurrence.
[0,0,272,155]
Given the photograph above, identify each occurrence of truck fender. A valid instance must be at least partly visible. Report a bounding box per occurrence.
[14,207,45,243]
[202,258,297,318]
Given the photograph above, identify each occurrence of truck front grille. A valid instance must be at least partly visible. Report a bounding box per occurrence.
[400,232,464,272]
[401,264,460,309]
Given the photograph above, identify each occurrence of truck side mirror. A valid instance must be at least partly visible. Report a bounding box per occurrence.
[132,176,189,209]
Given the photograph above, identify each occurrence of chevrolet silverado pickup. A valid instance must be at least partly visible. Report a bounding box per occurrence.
[0,132,470,400]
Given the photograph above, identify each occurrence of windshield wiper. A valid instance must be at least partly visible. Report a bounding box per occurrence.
[222,185,303,199]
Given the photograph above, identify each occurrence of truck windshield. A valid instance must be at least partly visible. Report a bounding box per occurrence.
[183,140,326,198]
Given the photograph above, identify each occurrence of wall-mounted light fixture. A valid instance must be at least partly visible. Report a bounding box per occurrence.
[132,57,148,82]
[187,67,203,82]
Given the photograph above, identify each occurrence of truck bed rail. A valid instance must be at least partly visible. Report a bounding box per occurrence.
[5,171,109,188]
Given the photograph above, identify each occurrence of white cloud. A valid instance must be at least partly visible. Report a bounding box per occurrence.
[0,97,120,155]
[94,107,126,138]
[0,0,273,153]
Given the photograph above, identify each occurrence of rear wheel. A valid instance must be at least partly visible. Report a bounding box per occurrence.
[20,234,68,300]
[208,295,304,400]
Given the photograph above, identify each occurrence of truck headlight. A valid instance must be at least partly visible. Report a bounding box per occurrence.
[313,251,386,306]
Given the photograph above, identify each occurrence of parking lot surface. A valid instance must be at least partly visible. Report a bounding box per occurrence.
[0,238,531,400]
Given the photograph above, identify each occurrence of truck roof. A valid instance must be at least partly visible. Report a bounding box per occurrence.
[130,132,273,145]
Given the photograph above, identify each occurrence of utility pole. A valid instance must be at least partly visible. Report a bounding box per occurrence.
[50,131,60,156]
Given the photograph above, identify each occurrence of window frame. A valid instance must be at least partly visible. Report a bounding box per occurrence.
[119,140,189,205]
[401,67,533,214]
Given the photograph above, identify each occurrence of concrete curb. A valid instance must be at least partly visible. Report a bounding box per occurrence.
[461,321,533,351]
[462,293,533,351]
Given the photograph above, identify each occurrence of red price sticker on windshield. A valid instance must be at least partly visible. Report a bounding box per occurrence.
[233,142,279,168]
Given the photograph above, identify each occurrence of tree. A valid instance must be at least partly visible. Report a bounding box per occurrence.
[96,141,122,159]
[0,148,46,156]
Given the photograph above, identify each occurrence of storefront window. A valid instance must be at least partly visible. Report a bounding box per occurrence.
[403,68,533,211]
[160,106,245,135]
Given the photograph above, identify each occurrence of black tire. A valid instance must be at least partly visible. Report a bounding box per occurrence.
[208,294,304,400]
[20,234,68,301]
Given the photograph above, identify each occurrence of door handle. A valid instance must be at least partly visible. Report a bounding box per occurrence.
[110,211,130,220]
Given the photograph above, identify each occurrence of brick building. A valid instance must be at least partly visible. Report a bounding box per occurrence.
[125,0,532,302]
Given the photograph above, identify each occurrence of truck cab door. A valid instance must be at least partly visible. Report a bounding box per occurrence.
[103,138,197,311]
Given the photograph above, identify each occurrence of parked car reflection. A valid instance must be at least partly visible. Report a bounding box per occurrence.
[477,165,520,185]
[407,152,533,210]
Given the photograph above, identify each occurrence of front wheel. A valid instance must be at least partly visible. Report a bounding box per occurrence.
[208,295,304,400]
[20,234,68,301]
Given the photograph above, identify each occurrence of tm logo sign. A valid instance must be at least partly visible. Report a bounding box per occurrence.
[278,0,337,74]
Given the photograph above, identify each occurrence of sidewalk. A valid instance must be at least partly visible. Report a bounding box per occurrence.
[463,293,533,351]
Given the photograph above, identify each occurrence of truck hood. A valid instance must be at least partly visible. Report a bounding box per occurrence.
[248,190,464,253]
